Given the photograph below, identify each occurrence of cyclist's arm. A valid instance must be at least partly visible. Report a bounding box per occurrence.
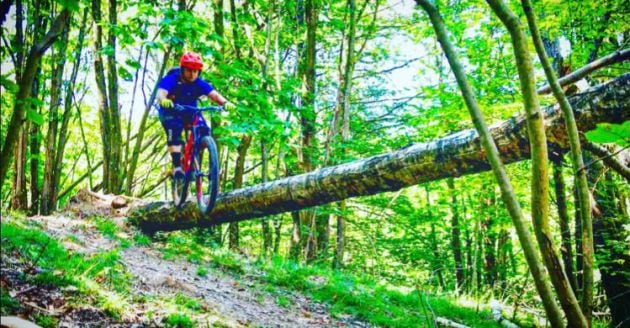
[208,90,229,106]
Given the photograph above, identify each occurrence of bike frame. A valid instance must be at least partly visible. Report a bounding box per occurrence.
[181,114,205,173]
[175,104,222,179]
[168,103,223,212]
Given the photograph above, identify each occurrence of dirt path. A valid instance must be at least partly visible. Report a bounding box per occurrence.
[28,211,370,328]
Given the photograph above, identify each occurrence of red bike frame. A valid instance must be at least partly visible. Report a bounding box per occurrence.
[181,115,202,173]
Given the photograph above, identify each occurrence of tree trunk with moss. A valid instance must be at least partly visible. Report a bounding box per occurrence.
[129,74,629,233]
[0,7,71,193]
[229,134,252,250]
[447,178,465,291]
[520,0,594,322]
[417,0,565,324]
[552,158,578,293]
[588,158,630,327]
[485,0,587,326]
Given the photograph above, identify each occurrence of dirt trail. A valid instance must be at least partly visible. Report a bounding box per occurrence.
[26,205,370,328]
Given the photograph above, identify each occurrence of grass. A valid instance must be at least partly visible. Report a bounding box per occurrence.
[93,217,119,238]
[0,289,21,315]
[196,265,208,277]
[174,293,203,311]
[0,219,132,318]
[33,313,59,328]
[164,313,194,328]
[160,233,208,264]
[134,233,152,246]
[93,216,132,248]
[0,213,539,327]
[255,257,512,327]
[155,231,509,327]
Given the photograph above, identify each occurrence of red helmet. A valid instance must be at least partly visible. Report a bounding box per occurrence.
[180,52,203,70]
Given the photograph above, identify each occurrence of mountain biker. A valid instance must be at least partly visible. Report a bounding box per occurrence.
[156,51,235,181]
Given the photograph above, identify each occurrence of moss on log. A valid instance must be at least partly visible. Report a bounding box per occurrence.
[129,74,630,234]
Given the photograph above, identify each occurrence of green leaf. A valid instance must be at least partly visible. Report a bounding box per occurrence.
[125,59,141,70]
[100,45,115,56]
[585,122,630,146]
[27,108,44,125]
[0,75,18,92]
[56,0,79,11]
[118,66,133,82]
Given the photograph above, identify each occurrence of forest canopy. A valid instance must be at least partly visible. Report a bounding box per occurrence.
[1,0,629,326]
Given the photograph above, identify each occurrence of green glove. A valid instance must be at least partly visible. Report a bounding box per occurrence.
[160,98,174,108]
[224,102,236,111]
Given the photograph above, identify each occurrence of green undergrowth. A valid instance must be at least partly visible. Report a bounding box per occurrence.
[93,216,132,248]
[0,214,226,326]
[158,231,517,327]
[259,257,514,327]
[1,218,132,317]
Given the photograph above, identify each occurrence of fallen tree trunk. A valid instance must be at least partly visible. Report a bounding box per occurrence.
[129,74,629,234]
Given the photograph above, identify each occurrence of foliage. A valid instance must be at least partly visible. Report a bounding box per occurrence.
[155,231,528,327]
[164,313,194,328]
[0,289,21,315]
[0,219,132,314]
[1,0,628,325]
[32,314,59,328]
[585,122,630,146]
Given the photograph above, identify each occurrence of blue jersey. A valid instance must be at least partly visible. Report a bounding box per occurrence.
[157,68,215,114]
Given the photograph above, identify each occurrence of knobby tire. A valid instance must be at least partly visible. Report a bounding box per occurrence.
[172,170,190,209]
[194,136,219,214]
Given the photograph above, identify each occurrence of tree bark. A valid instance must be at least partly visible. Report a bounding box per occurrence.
[229,134,252,250]
[537,48,630,95]
[426,186,445,289]
[295,0,320,262]
[260,141,272,255]
[417,0,563,324]
[10,0,27,211]
[41,20,70,215]
[582,141,630,183]
[91,0,113,193]
[29,60,44,215]
[332,200,346,269]
[0,8,71,189]
[486,0,588,326]
[447,178,465,291]
[129,74,629,233]
[106,0,122,194]
[589,162,630,327]
[552,158,577,293]
[11,127,28,210]
[521,1,593,322]
[481,185,497,288]
[51,10,89,209]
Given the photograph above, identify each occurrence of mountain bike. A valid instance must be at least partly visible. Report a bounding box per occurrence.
[171,104,223,214]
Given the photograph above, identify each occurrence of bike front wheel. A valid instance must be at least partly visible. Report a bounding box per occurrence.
[171,171,190,209]
[193,136,220,214]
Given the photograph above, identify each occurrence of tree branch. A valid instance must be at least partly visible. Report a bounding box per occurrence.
[582,142,630,182]
[537,48,630,94]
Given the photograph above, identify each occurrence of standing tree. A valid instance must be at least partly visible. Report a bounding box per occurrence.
[520,0,594,321]
[414,0,564,325]
[0,6,72,190]
[485,0,587,325]
[91,0,122,194]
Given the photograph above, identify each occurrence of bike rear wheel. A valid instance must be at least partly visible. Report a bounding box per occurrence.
[193,136,220,214]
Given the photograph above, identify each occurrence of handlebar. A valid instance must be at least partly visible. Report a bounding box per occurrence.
[173,104,225,113]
